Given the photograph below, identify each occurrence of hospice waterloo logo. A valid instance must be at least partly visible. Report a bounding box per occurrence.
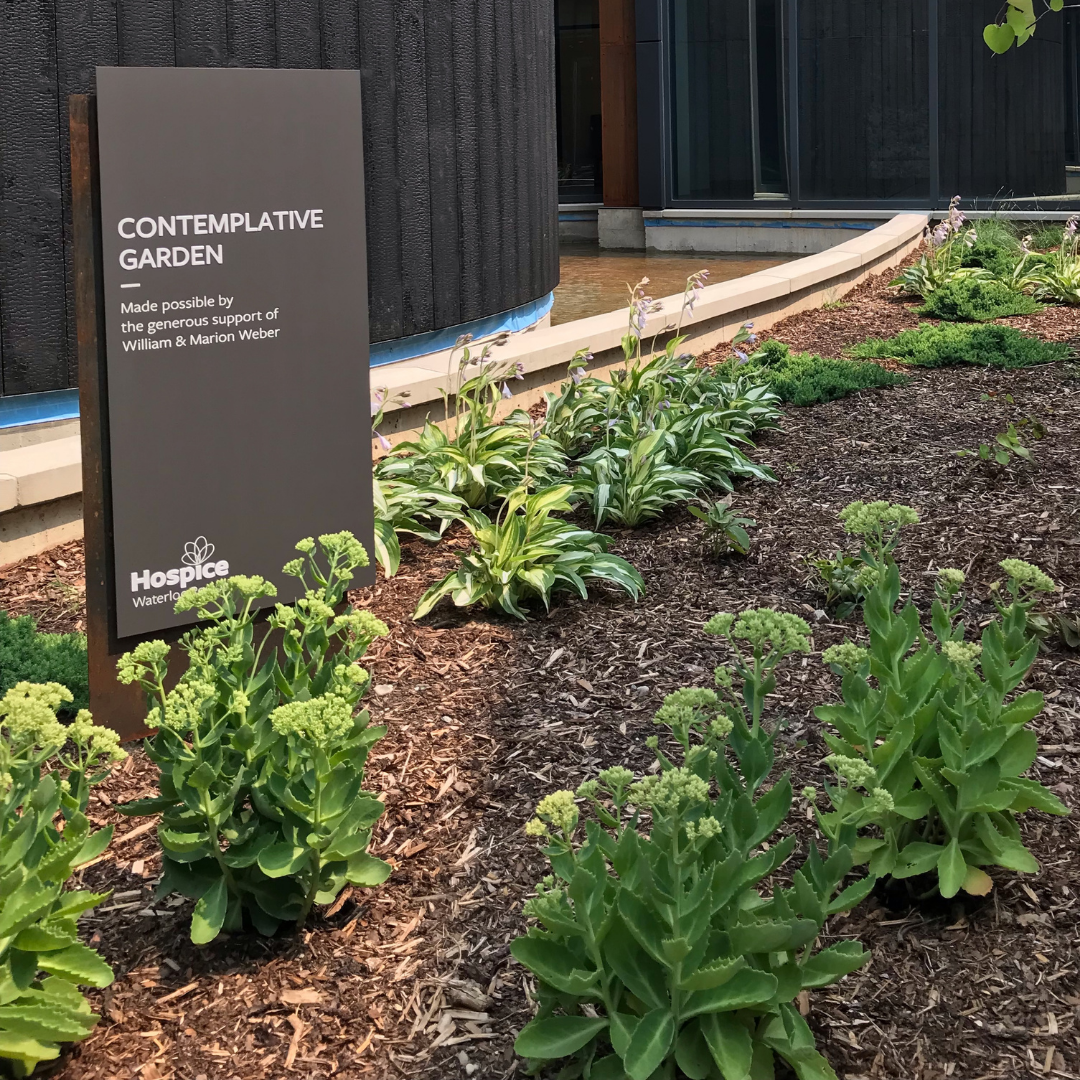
[130,537,230,608]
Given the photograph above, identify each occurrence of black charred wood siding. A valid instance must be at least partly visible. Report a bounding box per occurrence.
[0,0,558,396]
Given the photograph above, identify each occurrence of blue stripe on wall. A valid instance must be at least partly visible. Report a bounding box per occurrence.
[645,218,876,231]
[0,388,80,429]
[368,292,555,367]
[0,293,557,424]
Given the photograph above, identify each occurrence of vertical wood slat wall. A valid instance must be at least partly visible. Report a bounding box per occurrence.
[0,0,559,397]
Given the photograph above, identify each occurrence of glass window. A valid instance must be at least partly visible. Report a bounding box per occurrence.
[671,0,788,202]
[556,0,603,203]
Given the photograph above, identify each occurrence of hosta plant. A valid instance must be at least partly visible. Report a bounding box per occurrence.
[414,484,644,620]
[1032,217,1080,304]
[118,532,392,942]
[1,683,125,1075]
[372,476,465,577]
[575,430,707,529]
[891,198,985,298]
[542,349,610,458]
[813,558,1068,899]
[513,609,872,1080]
[688,500,756,556]
[377,333,567,507]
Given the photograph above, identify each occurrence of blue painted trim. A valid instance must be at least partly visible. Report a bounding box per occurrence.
[645,218,876,231]
[0,389,80,429]
[0,295,556,419]
[368,292,555,368]
[559,211,599,222]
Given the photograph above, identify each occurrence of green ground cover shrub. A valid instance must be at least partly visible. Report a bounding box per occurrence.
[850,323,1068,368]
[413,484,643,620]
[118,532,392,942]
[0,683,125,1075]
[513,610,871,1080]
[915,276,1042,321]
[0,612,88,715]
[813,559,1068,899]
[731,339,907,407]
[1030,224,1064,251]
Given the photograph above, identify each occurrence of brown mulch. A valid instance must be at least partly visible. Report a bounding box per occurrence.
[0,538,86,633]
[4,265,1080,1080]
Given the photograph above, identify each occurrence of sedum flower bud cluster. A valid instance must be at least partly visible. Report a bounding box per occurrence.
[824,754,877,789]
[838,500,919,537]
[269,692,357,748]
[0,682,70,748]
[821,641,870,673]
[706,608,812,656]
[999,558,1054,595]
[941,639,983,671]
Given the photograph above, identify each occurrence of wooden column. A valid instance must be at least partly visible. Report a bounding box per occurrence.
[599,0,640,207]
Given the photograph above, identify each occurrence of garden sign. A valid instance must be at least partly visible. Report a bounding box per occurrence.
[71,68,373,727]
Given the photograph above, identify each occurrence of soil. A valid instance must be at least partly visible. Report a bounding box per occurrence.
[4,262,1080,1080]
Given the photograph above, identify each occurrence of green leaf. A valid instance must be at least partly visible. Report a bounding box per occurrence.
[995,728,1038,777]
[12,925,77,953]
[186,761,219,793]
[344,852,393,887]
[511,936,599,997]
[700,1011,753,1080]
[0,1030,60,1071]
[602,921,666,1010]
[514,1015,609,1059]
[937,839,967,899]
[675,1020,715,1080]
[623,1008,674,1080]
[799,942,869,988]
[826,873,876,915]
[73,826,114,867]
[0,885,55,940]
[190,879,228,945]
[256,843,308,879]
[38,943,113,988]
[678,957,746,992]
[683,969,778,1019]
[0,1001,99,1042]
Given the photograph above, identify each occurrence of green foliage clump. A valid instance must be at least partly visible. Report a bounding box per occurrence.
[414,484,643,620]
[736,339,907,407]
[1030,224,1065,251]
[915,276,1042,321]
[961,238,1020,279]
[512,610,871,1080]
[850,322,1067,369]
[814,558,1068,899]
[1,683,125,1075]
[0,612,88,715]
[118,532,392,943]
[688,500,756,556]
[805,500,919,617]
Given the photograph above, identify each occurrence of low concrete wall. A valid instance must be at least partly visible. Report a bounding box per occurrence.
[374,213,928,448]
[0,213,928,565]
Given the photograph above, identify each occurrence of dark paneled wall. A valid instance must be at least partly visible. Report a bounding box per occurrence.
[940,0,1064,199]
[797,0,931,202]
[0,0,559,396]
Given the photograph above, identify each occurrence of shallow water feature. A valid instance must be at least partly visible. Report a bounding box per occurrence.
[552,241,796,325]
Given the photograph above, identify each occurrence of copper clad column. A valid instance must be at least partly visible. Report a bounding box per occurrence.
[598,0,646,248]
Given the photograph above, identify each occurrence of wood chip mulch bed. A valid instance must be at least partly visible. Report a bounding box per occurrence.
[4,264,1080,1080]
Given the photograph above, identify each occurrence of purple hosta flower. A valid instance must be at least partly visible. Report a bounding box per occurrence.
[931,222,949,247]
[607,418,618,429]
[747,333,758,344]
[456,333,474,348]
[659,399,672,410]
[734,349,748,361]
[1022,234,1032,254]
[376,432,392,452]
[501,382,512,399]
[571,366,584,385]
[370,388,385,416]
[1067,217,1078,238]
[514,361,525,380]
[744,321,754,330]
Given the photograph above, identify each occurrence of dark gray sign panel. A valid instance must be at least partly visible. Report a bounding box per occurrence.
[95,68,373,639]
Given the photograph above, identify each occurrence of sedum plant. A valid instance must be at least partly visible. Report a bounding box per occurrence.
[118,532,392,942]
[806,501,919,617]
[414,484,644,621]
[1,683,125,1075]
[813,558,1068,899]
[512,609,872,1080]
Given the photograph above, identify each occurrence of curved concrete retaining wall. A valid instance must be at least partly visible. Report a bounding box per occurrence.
[373,213,928,447]
[0,213,927,567]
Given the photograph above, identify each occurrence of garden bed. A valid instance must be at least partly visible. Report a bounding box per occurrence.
[4,264,1080,1080]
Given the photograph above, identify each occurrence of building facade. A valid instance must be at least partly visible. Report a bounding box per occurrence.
[560,0,1080,232]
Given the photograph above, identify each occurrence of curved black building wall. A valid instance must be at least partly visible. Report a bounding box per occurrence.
[0,0,559,396]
